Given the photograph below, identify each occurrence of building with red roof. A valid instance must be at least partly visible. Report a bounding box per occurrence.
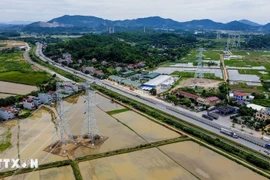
[176,91,199,100]
[233,91,247,101]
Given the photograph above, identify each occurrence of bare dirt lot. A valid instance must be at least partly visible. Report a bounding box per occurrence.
[0,40,25,50]
[0,81,37,95]
[0,93,15,98]
[160,141,268,180]
[178,78,222,89]
[79,147,197,180]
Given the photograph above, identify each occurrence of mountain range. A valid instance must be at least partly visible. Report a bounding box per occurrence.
[15,15,270,32]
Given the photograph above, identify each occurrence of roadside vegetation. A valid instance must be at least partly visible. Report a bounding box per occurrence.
[106,108,129,115]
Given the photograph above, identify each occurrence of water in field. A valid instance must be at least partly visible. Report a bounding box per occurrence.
[113,111,180,142]
[3,165,75,180]
[79,148,198,180]
[159,141,268,180]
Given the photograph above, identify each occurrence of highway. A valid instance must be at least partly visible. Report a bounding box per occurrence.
[34,43,270,158]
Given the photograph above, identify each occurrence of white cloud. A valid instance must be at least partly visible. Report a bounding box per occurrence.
[0,0,269,24]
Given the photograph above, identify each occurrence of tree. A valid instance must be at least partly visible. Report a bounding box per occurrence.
[149,88,157,96]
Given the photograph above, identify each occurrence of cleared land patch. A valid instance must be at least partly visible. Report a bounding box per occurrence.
[0,40,25,50]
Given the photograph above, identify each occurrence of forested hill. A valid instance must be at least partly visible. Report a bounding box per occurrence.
[44,33,197,67]
[244,35,270,49]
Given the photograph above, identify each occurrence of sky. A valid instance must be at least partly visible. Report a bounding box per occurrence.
[0,0,269,24]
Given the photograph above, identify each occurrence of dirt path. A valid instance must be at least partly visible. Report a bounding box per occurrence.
[220,54,228,82]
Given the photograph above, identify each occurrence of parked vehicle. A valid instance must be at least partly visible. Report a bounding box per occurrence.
[208,112,219,120]
[265,144,270,149]
[202,114,213,121]
[262,136,270,142]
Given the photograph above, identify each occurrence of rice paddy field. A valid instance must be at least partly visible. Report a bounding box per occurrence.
[3,165,75,180]
[0,81,38,95]
[0,93,268,179]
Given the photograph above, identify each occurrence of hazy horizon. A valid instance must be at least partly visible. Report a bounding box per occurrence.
[0,0,269,24]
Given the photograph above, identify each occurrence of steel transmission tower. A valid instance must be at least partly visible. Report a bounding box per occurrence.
[232,35,236,47]
[51,82,75,149]
[194,48,204,79]
[81,81,100,145]
[237,35,241,48]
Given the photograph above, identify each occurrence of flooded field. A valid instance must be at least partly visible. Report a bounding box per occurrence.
[64,95,146,158]
[0,81,37,95]
[112,111,180,142]
[159,141,267,180]
[79,147,197,180]
[0,94,147,170]
[3,166,75,180]
[95,94,124,112]
[0,109,67,172]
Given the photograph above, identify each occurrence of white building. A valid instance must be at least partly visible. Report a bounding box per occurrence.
[63,82,79,94]
[29,96,41,107]
[247,104,266,111]
[0,107,15,120]
[38,93,53,104]
[23,98,35,110]
[142,75,174,90]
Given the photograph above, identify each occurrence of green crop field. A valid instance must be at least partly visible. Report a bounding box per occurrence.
[224,59,261,67]
[202,50,222,60]
[0,71,50,85]
[238,69,270,80]
[0,52,33,73]
[171,71,221,80]
[0,51,50,85]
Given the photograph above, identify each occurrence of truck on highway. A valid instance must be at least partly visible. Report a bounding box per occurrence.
[207,111,219,120]
[220,128,238,138]
[265,144,270,149]
[202,114,213,121]
[262,136,270,142]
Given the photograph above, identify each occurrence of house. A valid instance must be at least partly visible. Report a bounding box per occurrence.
[38,93,53,104]
[205,96,221,106]
[48,91,57,101]
[233,91,247,101]
[255,108,270,121]
[28,96,41,107]
[23,98,35,110]
[127,64,135,69]
[101,61,108,65]
[0,107,15,120]
[78,59,83,64]
[81,66,94,73]
[136,61,145,68]
[92,70,104,78]
[62,82,79,94]
[91,58,97,62]
[62,53,71,59]
[115,67,122,72]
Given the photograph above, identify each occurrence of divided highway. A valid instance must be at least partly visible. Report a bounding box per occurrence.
[34,43,270,158]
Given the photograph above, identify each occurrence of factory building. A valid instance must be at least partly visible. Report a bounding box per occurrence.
[142,75,174,90]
